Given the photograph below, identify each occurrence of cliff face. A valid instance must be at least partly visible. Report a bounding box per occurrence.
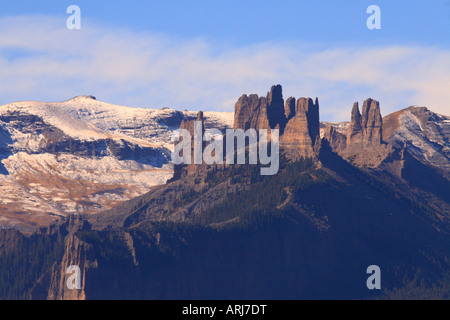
[284,97,296,121]
[361,99,383,146]
[266,84,286,130]
[29,215,95,300]
[281,97,319,159]
[329,98,392,168]
[323,123,347,153]
[0,228,23,255]
[346,99,382,147]
[46,234,92,300]
[346,102,363,146]
[174,84,321,169]
[233,94,269,131]
[233,85,320,160]
[232,90,409,169]
[173,111,207,179]
[233,85,285,131]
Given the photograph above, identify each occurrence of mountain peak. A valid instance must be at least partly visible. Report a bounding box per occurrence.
[67,95,97,102]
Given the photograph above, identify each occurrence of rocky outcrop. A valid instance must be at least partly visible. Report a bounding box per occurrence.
[335,98,392,167]
[285,97,296,121]
[233,85,286,131]
[361,98,383,145]
[303,97,320,145]
[179,111,204,136]
[233,94,269,131]
[45,234,93,300]
[173,111,207,179]
[28,215,94,300]
[174,85,321,169]
[346,99,382,147]
[233,85,320,160]
[28,214,147,300]
[323,123,347,153]
[346,102,363,145]
[266,85,286,130]
[281,97,320,159]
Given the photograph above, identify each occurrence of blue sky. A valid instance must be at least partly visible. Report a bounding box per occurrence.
[2,0,449,47]
[0,1,449,120]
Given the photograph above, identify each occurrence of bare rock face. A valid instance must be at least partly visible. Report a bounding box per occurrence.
[361,98,383,146]
[281,100,314,158]
[233,85,285,131]
[346,102,363,145]
[29,215,95,300]
[233,94,269,131]
[233,85,320,161]
[179,111,204,135]
[266,84,286,130]
[285,97,296,121]
[346,99,382,147]
[177,111,203,163]
[173,111,206,179]
[307,97,320,145]
[323,123,347,153]
[45,234,91,300]
[339,98,392,167]
[280,97,320,159]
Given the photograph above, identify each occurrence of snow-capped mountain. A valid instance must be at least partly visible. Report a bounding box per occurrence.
[382,106,450,177]
[0,95,233,232]
[321,105,449,176]
[0,94,448,233]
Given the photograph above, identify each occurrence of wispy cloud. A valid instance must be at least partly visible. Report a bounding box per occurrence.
[0,15,449,121]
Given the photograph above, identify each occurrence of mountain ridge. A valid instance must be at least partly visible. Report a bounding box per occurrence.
[0,93,448,232]
[0,85,449,299]
[0,96,233,232]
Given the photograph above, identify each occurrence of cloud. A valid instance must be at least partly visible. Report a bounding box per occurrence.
[0,15,449,121]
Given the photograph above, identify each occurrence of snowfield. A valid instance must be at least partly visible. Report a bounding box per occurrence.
[0,96,233,232]
[388,108,450,170]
